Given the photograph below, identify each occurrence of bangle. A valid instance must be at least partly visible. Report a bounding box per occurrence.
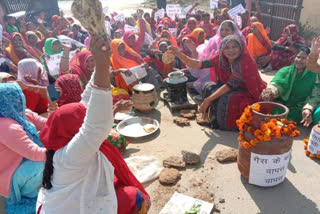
[91,83,112,91]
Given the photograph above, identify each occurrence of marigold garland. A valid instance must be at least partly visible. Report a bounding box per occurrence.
[303,137,320,159]
[236,104,300,150]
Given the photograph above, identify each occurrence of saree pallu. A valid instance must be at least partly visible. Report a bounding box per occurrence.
[5,160,44,214]
[202,82,255,130]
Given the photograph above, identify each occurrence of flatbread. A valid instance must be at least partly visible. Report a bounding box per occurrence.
[162,51,175,64]
[143,124,156,133]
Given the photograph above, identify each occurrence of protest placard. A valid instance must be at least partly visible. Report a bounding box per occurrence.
[227,4,246,28]
[210,0,218,9]
[166,4,182,19]
[103,7,109,15]
[307,129,320,155]
[168,28,177,38]
[124,25,139,33]
[249,151,291,187]
[114,13,125,22]
[121,65,148,85]
[160,192,214,214]
[154,9,165,20]
[57,35,85,48]
[45,51,77,77]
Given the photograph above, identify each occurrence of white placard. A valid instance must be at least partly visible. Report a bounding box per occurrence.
[0,58,6,65]
[183,5,195,14]
[7,11,26,19]
[166,4,182,19]
[0,24,3,47]
[307,129,320,154]
[168,28,177,38]
[228,4,246,19]
[121,65,148,85]
[124,24,139,33]
[154,9,165,20]
[103,7,109,15]
[57,35,85,48]
[210,0,218,9]
[144,32,153,45]
[105,21,112,36]
[160,192,214,214]
[114,13,125,22]
[45,51,76,77]
[249,151,291,187]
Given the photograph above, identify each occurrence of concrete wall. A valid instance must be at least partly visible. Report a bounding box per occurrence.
[300,0,320,31]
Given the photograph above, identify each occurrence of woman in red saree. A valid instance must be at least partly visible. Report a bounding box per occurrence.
[39,103,150,214]
[69,50,95,86]
[5,32,41,65]
[168,35,266,130]
[270,24,305,71]
[247,22,272,68]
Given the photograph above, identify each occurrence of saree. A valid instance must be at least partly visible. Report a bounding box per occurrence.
[270,24,305,70]
[202,35,266,130]
[247,22,272,58]
[70,50,93,86]
[110,39,141,92]
[5,33,41,65]
[0,83,44,214]
[271,64,318,122]
[39,103,150,214]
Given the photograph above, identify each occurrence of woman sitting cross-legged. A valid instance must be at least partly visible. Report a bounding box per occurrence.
[261,47,320,127]
[36,35,150,214]
[168,35,266,130]
[0,83,46,214]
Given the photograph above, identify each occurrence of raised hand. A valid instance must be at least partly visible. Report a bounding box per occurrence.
[311,36,320,55]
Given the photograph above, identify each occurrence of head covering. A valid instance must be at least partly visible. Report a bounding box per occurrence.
[40,102,149,206]
[180,34,198,56]
[198,20,245,59]
[44,38,62,55]
[25,31,40,43]
[123,31,136,47]
[17,58,49,86]
[157,30,178,48]
[5,32,41,65]
[180,17,198,36]
[56,74,83,106]
[0,72,16,83]
[191,28,206,45]
[110,39,141,91]
[276,24,305,45]
[69,50,93,84]
[247,22,272,57]
[51,15,60,28]
[215,35,266,100]
[0,83,42,147]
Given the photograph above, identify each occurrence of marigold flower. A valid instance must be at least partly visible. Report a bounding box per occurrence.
[281,127,290,135]
[309,154,316,158]
[305,150,310,155]
[303,138,309,144]
[270,118,277,123]
[317,154,320,159]
[304,145,308,150]
[250,140,256,146]
[252,104,260,112]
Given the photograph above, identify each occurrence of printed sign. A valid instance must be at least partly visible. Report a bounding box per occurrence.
[169,28,177,38]
[121,65,148,85]
[227,4,246,28]
[160,192,214,214]
[144,32,153,45]
[166,4,182,19]
[103,7,109,15]
[249,151,291,187]
[105,21,112,36]
[154,9,165,20]
[114,13,125,22]
[308,129,320,155]
[124,25,139,33]
[57,35,85,48]
[45,50,77,77]
[210,0,218,9]
[183,5,195,15]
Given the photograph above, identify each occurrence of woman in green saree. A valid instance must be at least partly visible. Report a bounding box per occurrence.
[261,47,320,127]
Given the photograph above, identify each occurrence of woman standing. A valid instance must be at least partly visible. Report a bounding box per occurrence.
[168,35,266,130]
